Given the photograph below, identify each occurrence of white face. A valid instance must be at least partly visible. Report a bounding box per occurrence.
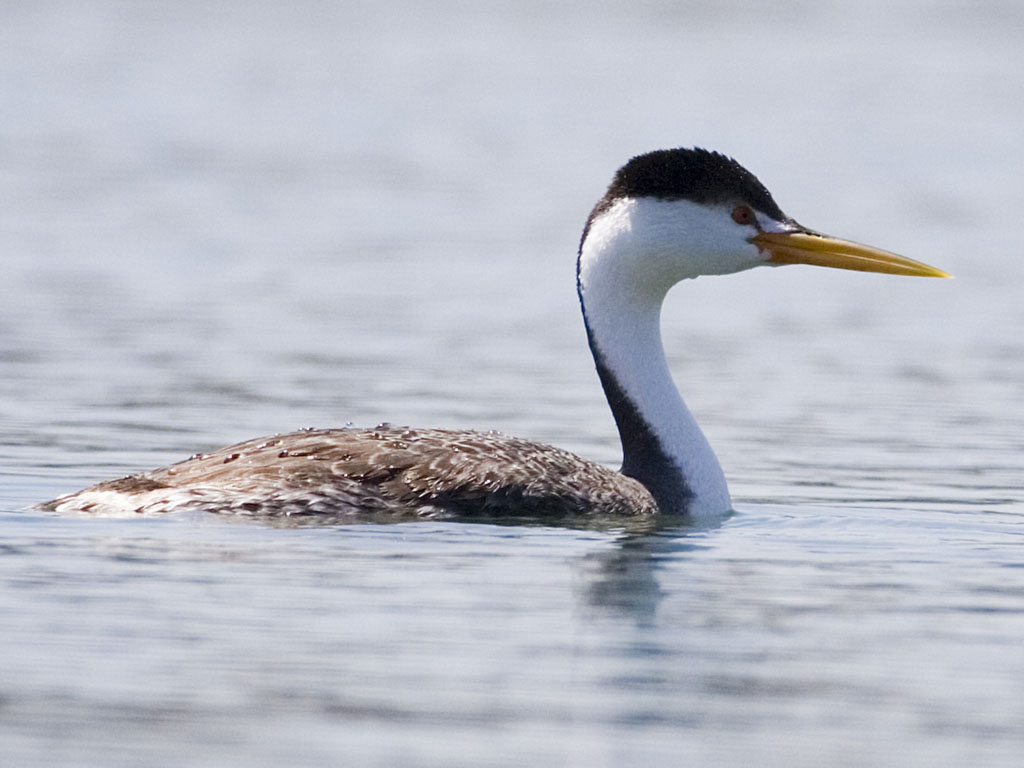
[581,197,794,294]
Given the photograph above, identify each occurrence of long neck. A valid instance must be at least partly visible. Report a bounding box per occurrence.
[576,210,731,518]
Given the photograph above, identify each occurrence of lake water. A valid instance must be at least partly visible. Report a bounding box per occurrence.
[2,1,1024,765]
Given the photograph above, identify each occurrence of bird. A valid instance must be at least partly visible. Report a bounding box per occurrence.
[38,148,949,521]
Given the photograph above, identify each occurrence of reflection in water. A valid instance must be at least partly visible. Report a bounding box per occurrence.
[576,518,721,622]
[56,503,723,631]
[156,505,712,625]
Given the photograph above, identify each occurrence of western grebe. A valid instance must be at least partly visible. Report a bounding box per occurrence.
[39,148,949,520]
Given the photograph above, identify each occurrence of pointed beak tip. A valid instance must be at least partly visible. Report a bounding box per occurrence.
[754,231,950,279]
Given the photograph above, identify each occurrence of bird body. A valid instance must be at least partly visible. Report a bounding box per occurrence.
[40,148,949,520]
[43,426,657,519]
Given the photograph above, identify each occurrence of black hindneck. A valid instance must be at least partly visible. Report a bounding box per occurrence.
[579,297,693,514]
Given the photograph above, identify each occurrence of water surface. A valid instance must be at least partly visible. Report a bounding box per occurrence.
[2,1,1024,766]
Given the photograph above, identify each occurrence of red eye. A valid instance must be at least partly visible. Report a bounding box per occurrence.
[731,205,755,226]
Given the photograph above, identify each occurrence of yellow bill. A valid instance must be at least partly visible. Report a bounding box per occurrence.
[752,230,951,278]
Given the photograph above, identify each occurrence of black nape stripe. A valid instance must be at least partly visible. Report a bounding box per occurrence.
[584,328,694,514]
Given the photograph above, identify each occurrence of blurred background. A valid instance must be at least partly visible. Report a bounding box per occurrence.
[1,3,1023,766]
[8,0,1024,505]
[3,1,1020,506]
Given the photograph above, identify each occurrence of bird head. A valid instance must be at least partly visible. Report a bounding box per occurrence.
[578,148,949,296]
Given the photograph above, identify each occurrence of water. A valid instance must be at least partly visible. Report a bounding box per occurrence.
[2,1,1024,765]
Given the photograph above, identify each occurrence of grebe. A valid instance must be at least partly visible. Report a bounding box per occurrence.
[39,148,949,520]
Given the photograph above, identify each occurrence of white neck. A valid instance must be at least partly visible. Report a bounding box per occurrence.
[577,198,732,518]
